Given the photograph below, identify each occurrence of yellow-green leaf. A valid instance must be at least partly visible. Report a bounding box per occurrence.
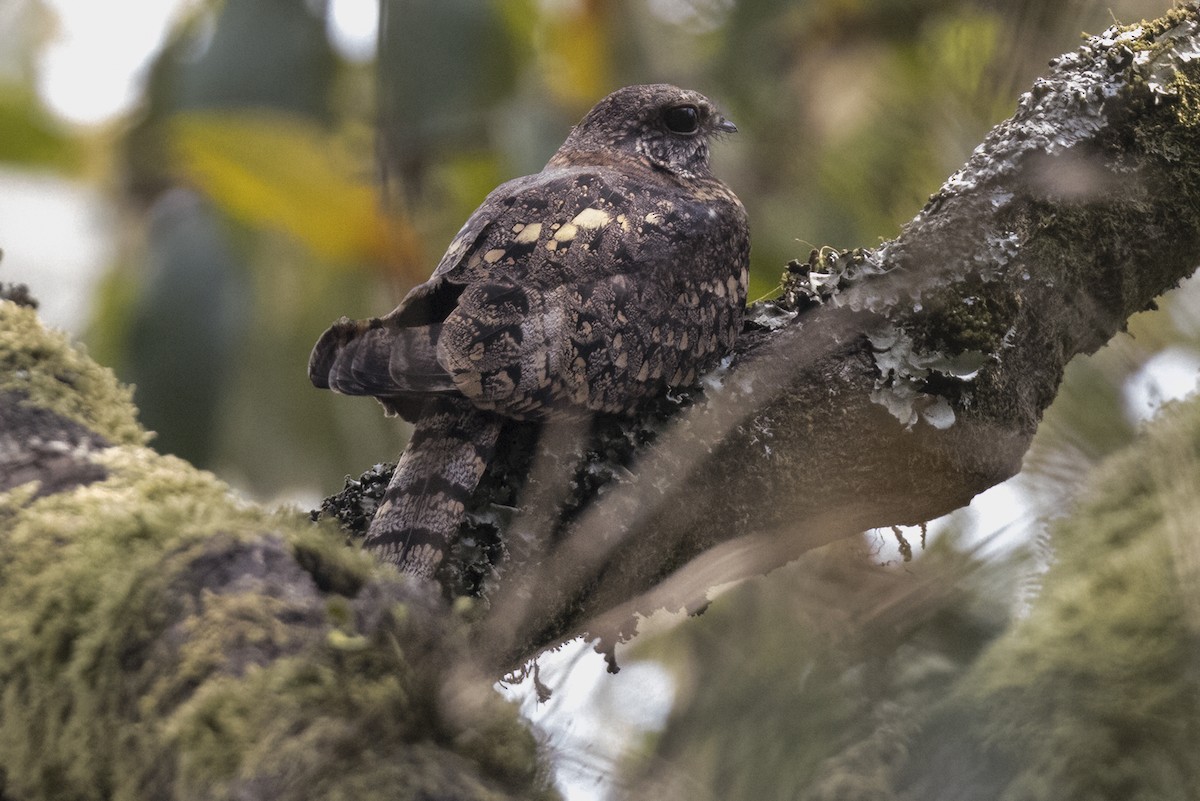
[171,110,401,264]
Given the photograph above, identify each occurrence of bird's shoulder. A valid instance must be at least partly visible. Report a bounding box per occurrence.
[384,161,746,331]
[428,163,742,284]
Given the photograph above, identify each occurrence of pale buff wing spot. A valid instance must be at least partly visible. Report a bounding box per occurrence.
[570,207,612,229]
[514,222,542,244]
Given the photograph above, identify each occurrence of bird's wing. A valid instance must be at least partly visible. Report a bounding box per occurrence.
[424,166,749,415]
[309,165,747,418]
[426,166,671,287]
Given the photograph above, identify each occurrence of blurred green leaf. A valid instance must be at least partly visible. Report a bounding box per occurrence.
[176,0,337,121]
[379,0,518,165]
[120,189,247,467]
[0,85,79,170]
[539,1,615,110]
[171,110,406,265]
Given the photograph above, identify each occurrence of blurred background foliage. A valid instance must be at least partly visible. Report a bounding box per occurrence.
[2,0,1199,798]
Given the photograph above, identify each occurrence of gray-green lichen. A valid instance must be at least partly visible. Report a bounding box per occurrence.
[783,10,1200,432]
[0,297,558,801]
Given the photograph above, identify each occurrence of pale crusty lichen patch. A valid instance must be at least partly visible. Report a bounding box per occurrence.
[0,300,146,446]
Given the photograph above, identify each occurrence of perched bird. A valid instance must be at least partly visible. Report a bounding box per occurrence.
[310,84,750,579]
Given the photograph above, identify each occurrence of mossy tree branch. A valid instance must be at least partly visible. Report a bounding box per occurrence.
[0,295,556,801]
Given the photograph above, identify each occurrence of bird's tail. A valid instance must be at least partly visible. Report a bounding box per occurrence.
[364,397,502,578]
[308,315,457,400]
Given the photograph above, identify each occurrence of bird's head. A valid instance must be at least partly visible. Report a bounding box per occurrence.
[550,84,737,178]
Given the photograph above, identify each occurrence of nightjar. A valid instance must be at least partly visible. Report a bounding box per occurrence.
[310,84,750,579]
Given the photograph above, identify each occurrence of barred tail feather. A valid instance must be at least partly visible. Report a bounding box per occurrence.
[308,316,456,398]
[364,397,503,578]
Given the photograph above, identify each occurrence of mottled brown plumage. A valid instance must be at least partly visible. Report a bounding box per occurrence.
[310,84,750,578]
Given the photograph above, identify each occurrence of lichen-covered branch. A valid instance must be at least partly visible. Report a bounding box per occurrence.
[0,296,556,801]
[423,8,1200,670]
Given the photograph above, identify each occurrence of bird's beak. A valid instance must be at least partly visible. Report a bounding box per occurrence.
[716,116,738,134]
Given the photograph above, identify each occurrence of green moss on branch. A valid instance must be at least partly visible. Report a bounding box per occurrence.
[0,302,145,447]
[920,397,1200,798]
[0,297,556,801]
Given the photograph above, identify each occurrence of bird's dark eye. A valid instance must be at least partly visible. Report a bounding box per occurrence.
[663,104,700,135]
